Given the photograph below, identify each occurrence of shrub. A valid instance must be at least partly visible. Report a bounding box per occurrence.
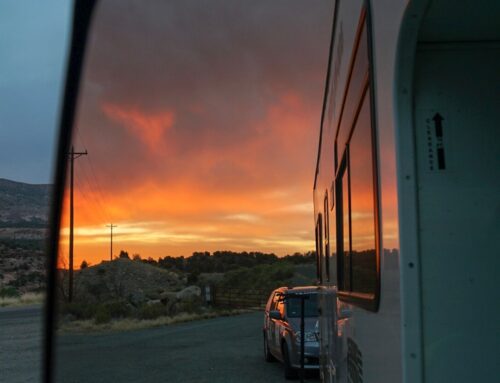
[61,299,131,322]
[94,305,112,324]
[187,271,200,284]
[136,303,168,320]
[177,299,202,314]
[62,301,97,320]
[104,300,131,318]
[0,286,19,298]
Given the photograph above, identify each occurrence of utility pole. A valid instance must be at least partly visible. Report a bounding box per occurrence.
[106,224,117,261]
[68,146,87,303]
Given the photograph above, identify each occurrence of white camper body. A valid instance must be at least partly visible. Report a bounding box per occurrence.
[313,1,500,382]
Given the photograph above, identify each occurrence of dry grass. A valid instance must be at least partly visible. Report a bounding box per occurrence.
[59,308,254,334]
[0,292,45,307]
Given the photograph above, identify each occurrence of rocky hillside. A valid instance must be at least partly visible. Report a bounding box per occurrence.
[59,258,199,323]
[0,178,50,228]
[0,178,50,296]
[70,258,185,305]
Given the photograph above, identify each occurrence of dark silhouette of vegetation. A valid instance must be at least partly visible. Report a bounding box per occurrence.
[106,250,315,274]
[151,251,316,274]
[118,250,129,259]
[218,262,295,292]
[63,299,132,324]
[0,286,20,298]
[80,260,89,269]
[281,252,316,264]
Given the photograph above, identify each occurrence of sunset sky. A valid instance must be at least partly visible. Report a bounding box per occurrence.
[60,0,333,266]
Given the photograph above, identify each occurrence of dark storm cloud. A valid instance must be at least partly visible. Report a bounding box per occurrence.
[74,0,333,194]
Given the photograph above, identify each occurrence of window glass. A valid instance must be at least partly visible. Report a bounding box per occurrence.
[336,25,369,155]
[333,13,378,301]
[349,93,376,294]
[277,298,285,317]
[0,3,71,383]
[317,215,323,284]
[342,164,351,291]
[323,195,330,282]
[315,223,321,281]
[270,293,280,311]
[286,294,318,318]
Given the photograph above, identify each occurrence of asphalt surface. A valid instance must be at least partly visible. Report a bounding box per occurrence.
[56,312,319,383]
[1,308,319,383]
[0,305,43,383]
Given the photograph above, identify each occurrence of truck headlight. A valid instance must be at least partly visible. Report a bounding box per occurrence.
[295,331,318,343]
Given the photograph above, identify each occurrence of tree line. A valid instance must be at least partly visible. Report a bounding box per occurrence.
[115,250,316,274]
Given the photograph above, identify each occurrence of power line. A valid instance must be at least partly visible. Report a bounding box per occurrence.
[75,130,119,264]
[75,130,112,222]
[75,161,109,224]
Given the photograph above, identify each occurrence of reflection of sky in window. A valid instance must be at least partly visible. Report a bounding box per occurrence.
[349,95,375,251]
[0,0,71,183]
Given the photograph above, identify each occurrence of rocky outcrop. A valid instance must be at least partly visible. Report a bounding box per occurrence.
[160,285,201,314]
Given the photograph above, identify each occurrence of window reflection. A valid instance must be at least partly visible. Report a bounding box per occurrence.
[349,94,376,294]
[323,195,330,282]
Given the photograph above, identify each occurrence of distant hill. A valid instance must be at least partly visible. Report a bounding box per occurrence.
[0,178,51,228]
[0,178,50,295]
[72,258,184,304]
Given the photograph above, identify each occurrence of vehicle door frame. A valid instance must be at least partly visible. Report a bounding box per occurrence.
[44,2,98,382]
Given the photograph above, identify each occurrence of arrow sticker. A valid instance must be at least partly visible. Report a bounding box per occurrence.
[432,113,446,170]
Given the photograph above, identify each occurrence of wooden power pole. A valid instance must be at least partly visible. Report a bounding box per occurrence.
[68,146,87,302]
[106,223,117,261]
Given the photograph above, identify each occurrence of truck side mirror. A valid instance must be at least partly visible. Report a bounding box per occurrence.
[269,310,282,320]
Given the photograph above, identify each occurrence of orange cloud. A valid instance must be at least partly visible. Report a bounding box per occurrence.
[60,89,324,268]
[102,103,175,151]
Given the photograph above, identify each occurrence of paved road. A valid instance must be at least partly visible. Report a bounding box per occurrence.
[0,305,43,383]
[56,312,319,383]
[1,308,319,383]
